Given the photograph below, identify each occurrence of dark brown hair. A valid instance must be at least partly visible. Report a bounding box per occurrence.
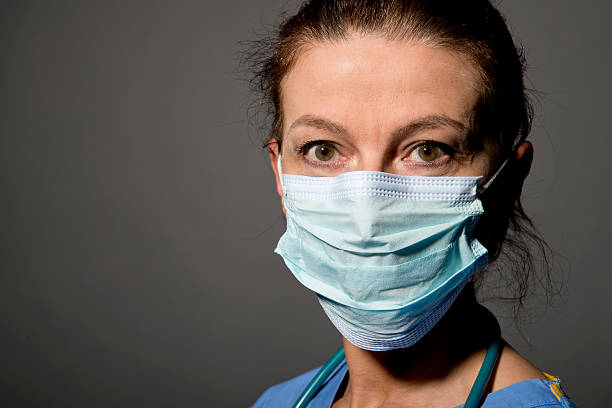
[246,0,555,318]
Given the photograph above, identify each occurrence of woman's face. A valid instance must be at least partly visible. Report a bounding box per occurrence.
[271,33,499,189]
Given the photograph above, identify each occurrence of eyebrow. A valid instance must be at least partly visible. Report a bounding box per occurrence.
[391,115,469,141]
[288,115,348,135]
[287,114,469,140]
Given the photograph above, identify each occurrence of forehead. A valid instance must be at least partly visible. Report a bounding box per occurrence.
[280,34,482,136]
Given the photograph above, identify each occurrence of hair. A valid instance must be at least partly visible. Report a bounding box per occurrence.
[245,0,556,321]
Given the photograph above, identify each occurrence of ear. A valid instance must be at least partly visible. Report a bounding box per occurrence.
[267,139,285,212]
[514,141,533,182]
[512,141,533,193]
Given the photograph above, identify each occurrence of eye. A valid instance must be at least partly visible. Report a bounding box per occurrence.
[409,142,445,162]
[302,142,337,162]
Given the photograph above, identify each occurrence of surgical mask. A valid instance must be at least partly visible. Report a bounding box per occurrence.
[274,158,488,351]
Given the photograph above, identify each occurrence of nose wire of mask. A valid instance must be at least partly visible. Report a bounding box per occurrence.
[274,155,488,351]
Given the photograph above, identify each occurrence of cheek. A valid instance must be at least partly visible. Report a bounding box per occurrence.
[480,138,503,178]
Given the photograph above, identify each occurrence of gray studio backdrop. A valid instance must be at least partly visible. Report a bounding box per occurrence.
[1,1,610,407]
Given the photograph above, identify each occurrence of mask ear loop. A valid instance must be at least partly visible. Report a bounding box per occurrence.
[477,136,524,196]
[477,156,510,194]
[277,154,285,194]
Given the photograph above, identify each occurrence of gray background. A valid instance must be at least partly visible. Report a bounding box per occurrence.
[1,1,610,406]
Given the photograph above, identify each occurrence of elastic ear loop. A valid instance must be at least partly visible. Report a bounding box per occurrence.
[277,154,285,193]
[477,136,523,195]
[477,156,509,194]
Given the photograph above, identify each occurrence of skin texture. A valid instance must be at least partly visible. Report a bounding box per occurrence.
[268,33,541,408]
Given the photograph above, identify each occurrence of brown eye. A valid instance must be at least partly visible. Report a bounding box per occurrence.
[416,144,441,161]
[314,144,335,161]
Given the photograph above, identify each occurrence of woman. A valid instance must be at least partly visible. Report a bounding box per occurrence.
[249,1,578,407]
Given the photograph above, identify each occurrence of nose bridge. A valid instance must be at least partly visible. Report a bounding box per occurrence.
[359,143,391,172]
[353,114,393,172]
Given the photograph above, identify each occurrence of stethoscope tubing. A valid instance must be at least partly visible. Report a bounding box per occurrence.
[292,339,501,408]
[292,347,345,408]
[463,339,502,408]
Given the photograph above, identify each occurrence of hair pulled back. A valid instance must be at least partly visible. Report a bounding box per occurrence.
[246,0,555,319]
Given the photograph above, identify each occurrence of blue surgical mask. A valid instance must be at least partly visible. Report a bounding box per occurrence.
[274,159,488,351]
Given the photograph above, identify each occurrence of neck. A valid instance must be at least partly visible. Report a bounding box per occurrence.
[337,286,500,408]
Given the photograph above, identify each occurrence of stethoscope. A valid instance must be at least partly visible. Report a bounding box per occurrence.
[292,339,501,408]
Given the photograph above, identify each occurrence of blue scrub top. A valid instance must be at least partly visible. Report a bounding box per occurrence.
[251,358,578,408]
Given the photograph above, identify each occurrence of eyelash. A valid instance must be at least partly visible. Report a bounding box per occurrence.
[297,140,333,154]
[408,140,455,162]
[296,139,456,167]
[295,139,346,169]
